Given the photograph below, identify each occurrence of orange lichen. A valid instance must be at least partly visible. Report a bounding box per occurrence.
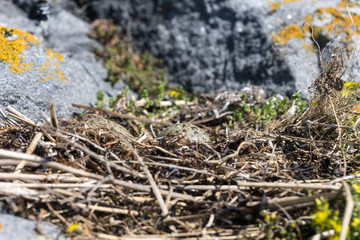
[270,2,281,10]
[283,0,300,4]
[0,26,39,73]
[272,24,306,44]
[313,2,360,44]
[41,49,67,82]
[337,1,354,9]
[303,43,315,54]
[269,0,300,10]
[304,15,312,24]
[40,76,54,82]
[0,25,67,82]
[272,0,360,55]
[47,49,65,62]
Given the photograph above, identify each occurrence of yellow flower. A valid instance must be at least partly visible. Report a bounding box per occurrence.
[312,210,331,227]
[353,184,360,194]
[66,223,82,234]
[352,218,360,228]
[329,219,342,234]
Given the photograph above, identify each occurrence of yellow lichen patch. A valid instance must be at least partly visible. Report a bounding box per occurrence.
[47,49,65,62]
[283,0,300,4]
[269,0,300,10]
[56,70,66,82]
[40,69,67,82]
[273,0,360,54]
[272,24,306,44]
[311,1,360,43]
[40,76,54,82]
[270,2,281,10]
[302,43,315,54]
[39,49,67,82]
[0,26,39,73]
[0,25,67,82]
[304,15,312,24]
[337,0,354,9]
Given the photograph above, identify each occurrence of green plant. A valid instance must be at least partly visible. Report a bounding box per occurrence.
[96,90,106,109]
[89,19,168,97]
[311,198,342,240]
[311,181,360,240]
[259,210,299,240]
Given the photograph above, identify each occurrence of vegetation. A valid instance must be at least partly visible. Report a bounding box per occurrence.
[89,20,168,96]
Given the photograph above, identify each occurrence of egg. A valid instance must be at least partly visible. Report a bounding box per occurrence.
[157,123,209,144]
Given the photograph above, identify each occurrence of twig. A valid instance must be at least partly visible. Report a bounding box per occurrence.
[330,99,346,176]
[0,172,93,183]
[72,104,172,126]
[0,182,39,199]
[118,134,169,216]
[273,201,303,240]
[48,103,59,129]
[129,160,224,180]
[0,108,15,126]
[6,106,35,125]
[46,202,70,225]
[7,112,36,126]
[191,111,233,125]
[14,182,112,189]
[339,181,354,240]
[156,182,341,191]
[135,99,195,107]
[0,162,200,201]
[0,149,44,161]
[14,132,43,173]
[47,128,146,179]
[219,141,258,163]
[329,173,360,184]
[74,203,140,216]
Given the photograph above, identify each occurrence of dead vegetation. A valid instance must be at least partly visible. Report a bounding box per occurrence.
[1,65,360,239]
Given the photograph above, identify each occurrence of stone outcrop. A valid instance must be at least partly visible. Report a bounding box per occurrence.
[0,1,123,121]
[68,0,360,98]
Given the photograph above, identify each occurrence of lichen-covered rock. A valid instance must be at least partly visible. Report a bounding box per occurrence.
[157,123,210,145]
[0,1,126,121]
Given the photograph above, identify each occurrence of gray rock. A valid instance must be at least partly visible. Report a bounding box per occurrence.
[0,1,124,122]
[68,0,360,98]
[0,213,65,240]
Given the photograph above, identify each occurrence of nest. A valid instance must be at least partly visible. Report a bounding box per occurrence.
[1,75,360,240]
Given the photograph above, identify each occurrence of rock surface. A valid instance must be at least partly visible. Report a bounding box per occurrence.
[0,213,65,240]
[0,0,124,122]
[69,0,360,98]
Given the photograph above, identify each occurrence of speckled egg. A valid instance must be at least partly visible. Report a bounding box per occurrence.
[71,116,134,139]
[157,123,210,144]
